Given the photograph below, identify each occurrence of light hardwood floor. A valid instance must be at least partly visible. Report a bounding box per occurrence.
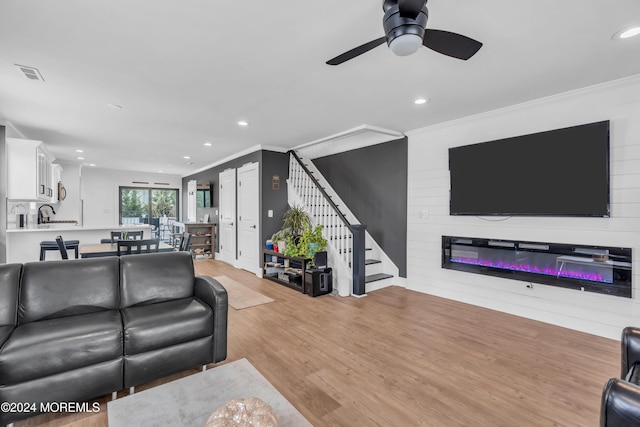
[16,259,620,426]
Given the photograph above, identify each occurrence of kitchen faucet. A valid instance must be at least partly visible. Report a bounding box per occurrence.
[37,204,56,224]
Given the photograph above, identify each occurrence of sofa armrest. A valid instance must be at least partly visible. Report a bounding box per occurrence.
[601,378,640,427]
[621,327,640,379]
[194,276,228,363]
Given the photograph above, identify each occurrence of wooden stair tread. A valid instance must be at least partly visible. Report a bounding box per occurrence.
[365,273,394,283]
[365,259,381,265]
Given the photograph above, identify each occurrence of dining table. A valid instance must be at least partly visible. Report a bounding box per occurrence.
[79,241,175,258]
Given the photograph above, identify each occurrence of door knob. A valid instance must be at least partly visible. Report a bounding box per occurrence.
[250,225,256,229]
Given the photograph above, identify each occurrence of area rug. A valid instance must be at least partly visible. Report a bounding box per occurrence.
[213,275,274,310]
[108,358,311,426]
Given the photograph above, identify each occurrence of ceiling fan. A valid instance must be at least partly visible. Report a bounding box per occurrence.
[326,0,483,66]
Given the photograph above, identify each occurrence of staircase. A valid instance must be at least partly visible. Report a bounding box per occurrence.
[287,151,398,296]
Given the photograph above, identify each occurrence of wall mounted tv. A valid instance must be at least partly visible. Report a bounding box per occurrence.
[448,120,610,217]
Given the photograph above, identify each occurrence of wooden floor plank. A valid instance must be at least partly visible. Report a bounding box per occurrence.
[14,259,620,426]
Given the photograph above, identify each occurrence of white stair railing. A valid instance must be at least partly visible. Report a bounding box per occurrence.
[288,151,365,296]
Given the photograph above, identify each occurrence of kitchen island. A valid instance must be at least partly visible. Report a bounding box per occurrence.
[6,224,153,263]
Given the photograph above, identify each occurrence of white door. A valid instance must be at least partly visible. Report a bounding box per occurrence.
[218,169,236,264]
[237,162,259,273]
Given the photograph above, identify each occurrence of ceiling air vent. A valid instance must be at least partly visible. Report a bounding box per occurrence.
[15,64,45,81]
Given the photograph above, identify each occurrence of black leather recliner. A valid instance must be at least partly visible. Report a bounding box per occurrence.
[600,326,640,427]
[621,326,640,384]
[0,251,228,425]
[601,378,640,427]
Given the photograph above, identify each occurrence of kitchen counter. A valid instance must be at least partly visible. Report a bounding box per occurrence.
[6,224,153,263]
[7,224,151,233]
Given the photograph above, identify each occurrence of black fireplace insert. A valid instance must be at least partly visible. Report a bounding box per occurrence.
[442,236,632,298]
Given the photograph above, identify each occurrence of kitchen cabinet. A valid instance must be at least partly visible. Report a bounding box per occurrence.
[6,138,55,201]
[51,163,63,202]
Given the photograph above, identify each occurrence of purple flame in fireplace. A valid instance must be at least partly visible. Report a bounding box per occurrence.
[450,257,611,283]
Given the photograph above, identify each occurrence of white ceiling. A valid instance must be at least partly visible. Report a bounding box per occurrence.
[1,0,640,176]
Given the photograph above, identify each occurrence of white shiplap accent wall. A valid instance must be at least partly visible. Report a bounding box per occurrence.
[406,75,640,339]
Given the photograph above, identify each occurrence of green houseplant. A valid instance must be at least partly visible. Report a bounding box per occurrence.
[272,205,311,253]
[297,224,327,260]
[283,223,327,260]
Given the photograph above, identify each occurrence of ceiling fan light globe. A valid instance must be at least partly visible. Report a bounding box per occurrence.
[389,34,423,56]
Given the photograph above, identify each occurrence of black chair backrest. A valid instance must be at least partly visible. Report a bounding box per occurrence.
[55,236,69,260]
[110,230,143,242]
[601,378,640,427]
[180,233,192,252]
[117,239,160,256]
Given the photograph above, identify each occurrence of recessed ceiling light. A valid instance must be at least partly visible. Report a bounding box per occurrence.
[615,26,640,39]
[414,98,428,105]
[183,156,191,160]
[107,103,123,109]
[203,142,212,146]
[237,120,249,127]
[77,157,85,160]
[75,149,84,153]
[89,163,96,167]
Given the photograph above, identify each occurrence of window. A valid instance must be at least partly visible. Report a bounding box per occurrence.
[119,187,179,240]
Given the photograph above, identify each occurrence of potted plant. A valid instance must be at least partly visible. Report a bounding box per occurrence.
[272,205,311,253]
[297,224,327,261]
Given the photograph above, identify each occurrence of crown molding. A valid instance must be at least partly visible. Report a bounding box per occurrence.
[294,124,404,160]
[183,144,288,177]
[406,73,640,136]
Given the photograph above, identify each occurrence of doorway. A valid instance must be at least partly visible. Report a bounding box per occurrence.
[237,163,260,274]
[218,169,237,265]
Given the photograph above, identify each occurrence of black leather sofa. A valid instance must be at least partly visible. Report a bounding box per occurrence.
[0,251,228,425]
[600,326,640,427]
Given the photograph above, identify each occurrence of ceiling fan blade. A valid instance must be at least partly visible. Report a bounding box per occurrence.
[398,0,426,19]
[423,29,483,60]
[326,37,387,65]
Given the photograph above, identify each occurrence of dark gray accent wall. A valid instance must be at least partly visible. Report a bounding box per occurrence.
[312,138,408,277]
[182,150,289,259]
[260,151,290,248]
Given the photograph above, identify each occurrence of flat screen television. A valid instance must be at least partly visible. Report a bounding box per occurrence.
[448,120,610,217]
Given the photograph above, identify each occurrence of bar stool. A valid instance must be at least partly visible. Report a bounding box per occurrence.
[39,239,79,261]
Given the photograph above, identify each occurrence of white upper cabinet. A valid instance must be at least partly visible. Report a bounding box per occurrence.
[51,163,63,202]
[6,138,56,201]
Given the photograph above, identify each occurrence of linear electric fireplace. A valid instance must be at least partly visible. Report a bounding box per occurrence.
[442,236,632,297]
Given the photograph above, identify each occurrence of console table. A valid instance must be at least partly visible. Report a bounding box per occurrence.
[262,249,310,293]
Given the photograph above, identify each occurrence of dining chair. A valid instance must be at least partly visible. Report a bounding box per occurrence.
[116,238,160,256]
[40,237,79,260]
[180,233,192,252]
[109,230,143,243]
[151,217,160,239]
[55,235,69,260]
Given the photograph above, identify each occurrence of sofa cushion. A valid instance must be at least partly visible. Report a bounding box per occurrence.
[0,310,123,385]
[121,298,213,355]
[627,362,640,386]
[120,251,195,307]
[0,325,13,348]
[0,263,21,326]
[19,257,120,324]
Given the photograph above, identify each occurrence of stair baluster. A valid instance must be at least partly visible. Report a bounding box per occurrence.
[287,151,365,295]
